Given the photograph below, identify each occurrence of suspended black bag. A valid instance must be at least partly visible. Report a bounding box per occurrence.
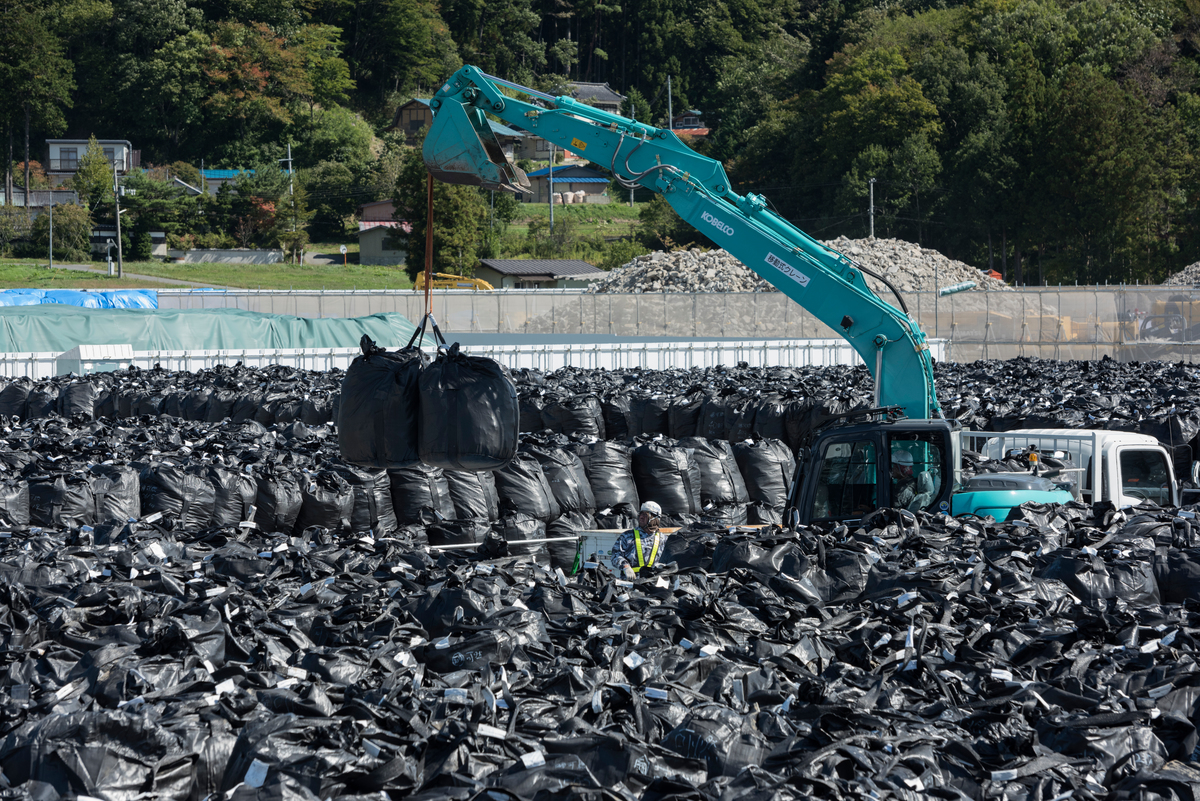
[445,470,500,521]
[295,470,354,533]
[140,464,216,531]
[207,466,258,528]
[337,335,427,469]
[331,465,398,535]
[494,453,561,522]
[388,463,455,525]
[417,341,519,472]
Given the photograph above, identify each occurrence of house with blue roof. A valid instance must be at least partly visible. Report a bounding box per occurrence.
[199,168,254,196]
[524,165,611,205]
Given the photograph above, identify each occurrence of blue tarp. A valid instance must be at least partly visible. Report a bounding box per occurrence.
[0,289,158,309]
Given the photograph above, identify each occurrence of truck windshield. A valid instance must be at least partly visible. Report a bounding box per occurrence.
[814,440,877,520]
[1119,449,1171,505]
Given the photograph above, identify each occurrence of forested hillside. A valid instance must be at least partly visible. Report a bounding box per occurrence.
[1,0,1198,282]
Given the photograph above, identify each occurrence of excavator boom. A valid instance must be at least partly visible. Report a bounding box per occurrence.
[423,66,941,420]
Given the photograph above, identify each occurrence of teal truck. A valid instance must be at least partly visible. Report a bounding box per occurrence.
[420,66,1181,524]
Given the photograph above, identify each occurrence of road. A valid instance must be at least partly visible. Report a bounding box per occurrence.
[49,263,230,289]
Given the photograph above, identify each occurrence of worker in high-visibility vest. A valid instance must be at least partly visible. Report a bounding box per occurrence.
[611,501,667,580]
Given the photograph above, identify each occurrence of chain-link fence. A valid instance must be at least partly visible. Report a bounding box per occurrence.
[157,286,1200,362]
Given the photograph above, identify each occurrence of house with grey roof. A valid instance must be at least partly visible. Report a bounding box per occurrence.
[568,82,626,114]
[475,259,607,289]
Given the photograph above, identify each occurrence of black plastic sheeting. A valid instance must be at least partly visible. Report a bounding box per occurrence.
[1,358,1200,797]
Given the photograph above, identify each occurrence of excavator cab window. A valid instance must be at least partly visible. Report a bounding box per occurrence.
[813,440,878,520]
[889,433,946,512]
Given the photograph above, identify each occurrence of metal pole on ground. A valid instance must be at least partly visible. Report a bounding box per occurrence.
[113,161,124,279]
[48,200,52,269]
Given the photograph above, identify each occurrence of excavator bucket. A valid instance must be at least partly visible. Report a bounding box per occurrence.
[423,101,530,193]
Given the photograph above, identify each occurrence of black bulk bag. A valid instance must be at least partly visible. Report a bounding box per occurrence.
[205,389,239,422]
[0,380,30,420]
[629,396,670,437]
[0,479,30,526]
[269,396,303,426]
[208,466,258,527]
[733,438,796,510]
[89,464,140,523]
[388,463,455,525]
[427,519,491,548]
[667,394,704,439]
[602,395,632,440]
[300,395,335,426]
[541,394,605,439]
[703,502,749,526]
[679,437,750,506]
[295,471,354,533]
[140,464,216,531]
[162,391,186,419]
[493,453,560,522]
[93,387,117,419]
[331,466,398,535]
[723,396,757,442]
[571,440,639,519]
[57,381,98,420]
[132,392,165,417]
[519,396,545,433]
[695,395,728,441]
[417,342,518,472]
[546,510,595,574]
[230,391,264,423]
[181,389,211,421]
[445,470,500,521]
[526,445,596,515]
[632,442,702,517]
[337,336,426,469]
[752,395,789,442]
[254,471,304,534]
[26,384,58,420]
[29,474,93,528]
[499,513,548,562]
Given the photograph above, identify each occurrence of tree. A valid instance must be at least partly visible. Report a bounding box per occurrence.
[291,24,355,117]
[32,203,91,261]
[0,207,32,255]
[392,133,487,280]
[303,160,358,240]
[71,135,114,213]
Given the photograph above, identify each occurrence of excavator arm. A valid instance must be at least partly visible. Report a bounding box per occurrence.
[424,66,941,419]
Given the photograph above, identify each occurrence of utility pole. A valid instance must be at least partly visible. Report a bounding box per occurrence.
[868,177,876,239]
[667,76,673,130]
[113,160,124,278]
[47,200,53,269]
[278,143,296,262]
[548,143,554,234]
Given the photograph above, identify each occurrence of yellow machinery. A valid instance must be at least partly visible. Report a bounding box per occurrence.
[414,272,494,291]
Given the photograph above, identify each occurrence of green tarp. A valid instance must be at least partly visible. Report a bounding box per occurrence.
[0,306,419,353]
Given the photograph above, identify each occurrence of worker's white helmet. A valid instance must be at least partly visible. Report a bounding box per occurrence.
[893,450,914,467]
[640,501,662,516]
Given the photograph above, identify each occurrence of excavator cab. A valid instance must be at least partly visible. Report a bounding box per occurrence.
[423,89,530,193]
[790,418,960,525]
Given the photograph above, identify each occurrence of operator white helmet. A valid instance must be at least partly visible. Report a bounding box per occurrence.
[893,450,914,467]
[640,501,662,516]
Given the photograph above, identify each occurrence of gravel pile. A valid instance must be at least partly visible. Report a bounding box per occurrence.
[1165,261,1200,285]
[588,237,1010,295]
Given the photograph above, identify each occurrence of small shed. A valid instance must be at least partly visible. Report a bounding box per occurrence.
[476,259,606,289]
[524,166,610,204]
[358,220,410,266]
